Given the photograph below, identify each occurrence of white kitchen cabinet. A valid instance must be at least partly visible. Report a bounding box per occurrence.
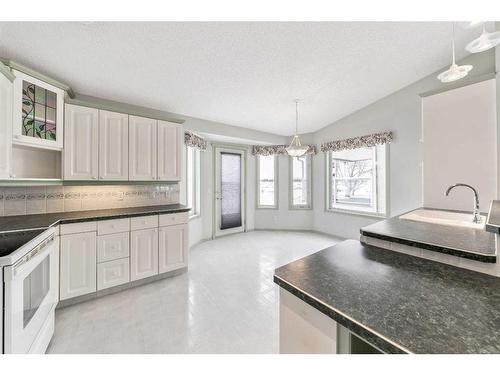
[0,72,12,179]
[64,104,99,180]
[97,232,130,263]
[12,70,65,150]
[59,231,97,300]
[129,115,157,181]
[130,227,158,281]
[158,224,188,273]
[97,258,130,291]
[99,110,129,180]
[158,120,183,181]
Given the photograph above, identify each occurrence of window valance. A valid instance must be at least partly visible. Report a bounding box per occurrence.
[184,131,208,151]
[251,144,317,156]
[320,131,393,153]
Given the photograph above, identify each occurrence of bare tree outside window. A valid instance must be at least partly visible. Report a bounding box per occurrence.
[330,147,376,210]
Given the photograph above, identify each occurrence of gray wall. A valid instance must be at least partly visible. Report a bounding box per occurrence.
[312,50,496,239]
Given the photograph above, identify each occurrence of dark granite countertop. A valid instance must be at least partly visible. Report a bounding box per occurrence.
[486,200,500,234]
[274,240,500,354]
[360,211,496,263]
[0,204,190,234]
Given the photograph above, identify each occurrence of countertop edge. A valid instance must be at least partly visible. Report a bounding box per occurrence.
[0,206,191,234]
[273,274,410,354]
[486,201,500,234]
[360,228,497,263]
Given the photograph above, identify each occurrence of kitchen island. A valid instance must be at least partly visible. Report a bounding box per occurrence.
[274,239,500,354]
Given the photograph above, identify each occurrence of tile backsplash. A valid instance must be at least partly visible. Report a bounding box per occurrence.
[0,184,180,216]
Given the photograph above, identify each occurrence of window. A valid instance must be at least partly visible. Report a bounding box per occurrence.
[186,146,201,218]
[257,155,277,208]
[327,145,386,216]
[290,155,312,209]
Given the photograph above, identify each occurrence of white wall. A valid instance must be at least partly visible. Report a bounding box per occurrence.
[312,51,496,240]
[423,79,497,213]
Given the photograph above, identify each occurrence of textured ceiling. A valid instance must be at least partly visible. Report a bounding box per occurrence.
[0,22,489,136]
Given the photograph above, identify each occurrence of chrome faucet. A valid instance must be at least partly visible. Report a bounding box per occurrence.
[445,183,482,223]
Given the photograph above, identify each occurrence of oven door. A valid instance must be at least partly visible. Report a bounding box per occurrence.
[3,233,59,354]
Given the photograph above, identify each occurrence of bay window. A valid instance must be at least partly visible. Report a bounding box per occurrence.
[186,146,201,218]
[257,155,277,208]
[327,145,386,216]
[290,155,312,209]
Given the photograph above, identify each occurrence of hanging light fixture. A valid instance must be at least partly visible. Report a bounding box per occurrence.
[465,25,500,53]
[286,99,309,157]
[437,23,473,83]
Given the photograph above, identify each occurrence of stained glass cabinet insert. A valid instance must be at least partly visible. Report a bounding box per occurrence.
[13,70,64,150]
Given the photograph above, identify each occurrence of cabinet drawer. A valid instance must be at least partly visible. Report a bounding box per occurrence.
[159,212,189,227]
[97,232,130,262]
[130,215,158,230]
[97,258,130,291]
[60,221,97,235]
[97,218,130,235]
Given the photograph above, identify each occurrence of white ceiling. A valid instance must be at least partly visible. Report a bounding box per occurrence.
[0,22,490,136]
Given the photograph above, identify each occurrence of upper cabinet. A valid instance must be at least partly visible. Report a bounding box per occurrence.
[64,104,99,180]
[158,120,183,181]
[0,72,13,179]
[99,110,129,180]
[12,70,65,150]
[129,115,158,181]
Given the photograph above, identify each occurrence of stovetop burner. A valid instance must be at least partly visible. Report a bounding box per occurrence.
[0,229,46,257]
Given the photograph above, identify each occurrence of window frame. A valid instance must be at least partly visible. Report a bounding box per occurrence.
[185,145,201,219]
[325,145,388,218]
[289,154,312,210]
[256,154,278,209]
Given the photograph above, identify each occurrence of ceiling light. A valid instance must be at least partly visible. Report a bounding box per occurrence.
[438,23,473,83]
[286,100,309,157]
[465,26,500,53]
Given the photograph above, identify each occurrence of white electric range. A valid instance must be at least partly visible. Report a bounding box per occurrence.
[0,227,58,354]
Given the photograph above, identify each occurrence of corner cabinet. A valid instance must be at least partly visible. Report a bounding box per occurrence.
[158,120,183,181]
[129,115,158,181]
[12,70,65,150]
[63,104,99,180]
[99,110,129,180]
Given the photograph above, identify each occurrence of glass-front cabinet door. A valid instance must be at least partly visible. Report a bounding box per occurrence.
[12,70,65,150]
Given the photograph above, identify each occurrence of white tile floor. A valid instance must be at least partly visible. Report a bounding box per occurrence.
[47,230,338,354]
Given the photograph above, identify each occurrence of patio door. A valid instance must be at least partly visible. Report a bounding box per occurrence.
[214,146,246,237]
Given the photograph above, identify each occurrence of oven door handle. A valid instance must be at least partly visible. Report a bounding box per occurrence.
[4,234,56,281]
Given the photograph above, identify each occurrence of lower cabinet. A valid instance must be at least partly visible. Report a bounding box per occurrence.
[60,231,97,300]
[158,224,188,273]
[59,214,188,302]
[97,258,130,290]
[130,227,159,281]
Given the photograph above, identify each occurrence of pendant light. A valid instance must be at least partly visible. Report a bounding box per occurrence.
[437,23,473,83]
[286,99,309,157]
[465,25,500,53]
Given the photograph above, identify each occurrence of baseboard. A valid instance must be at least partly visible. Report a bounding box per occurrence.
[57,267,187,309]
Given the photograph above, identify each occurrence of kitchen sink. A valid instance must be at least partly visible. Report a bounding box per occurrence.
[399,209,486,230]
